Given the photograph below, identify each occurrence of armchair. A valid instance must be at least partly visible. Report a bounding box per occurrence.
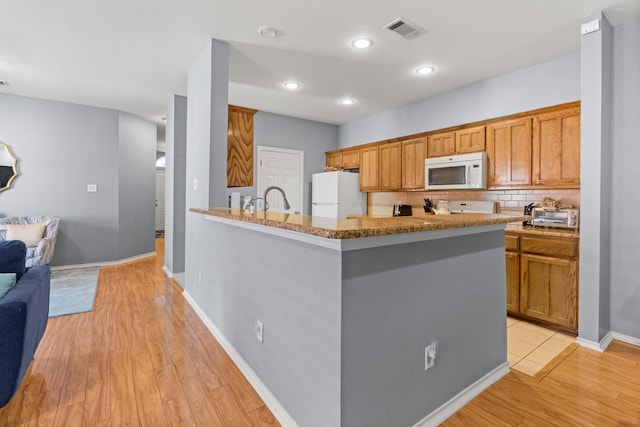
[0,216,60,267]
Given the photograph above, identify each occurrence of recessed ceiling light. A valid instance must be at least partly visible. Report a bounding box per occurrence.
[416,66,435,75]
[340,98,356,106]
[283,81,300,90]
[351,38,373,49]
[258,26,280,39]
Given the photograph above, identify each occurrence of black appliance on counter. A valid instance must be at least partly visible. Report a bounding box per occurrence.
[523,203,534,225]
[392,204,413,217]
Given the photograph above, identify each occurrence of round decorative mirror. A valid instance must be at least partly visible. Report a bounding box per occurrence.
[0,143,18,192]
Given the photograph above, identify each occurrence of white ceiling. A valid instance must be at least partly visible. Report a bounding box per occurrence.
[1,0,638,126]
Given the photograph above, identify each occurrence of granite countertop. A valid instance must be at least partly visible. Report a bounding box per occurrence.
[505,222,580,238]
[191,207,529,240]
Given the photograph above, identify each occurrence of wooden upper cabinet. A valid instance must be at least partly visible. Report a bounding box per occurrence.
[486,118,532,188]
[359,146,379,191]
[532,107,580,188]
[227,105,258,187]
[401,137,427,190]
[379,142,402,191]
[326,150,342,169]
[427,132,455,158]
[341,148,360,169]
[455,126,485,154]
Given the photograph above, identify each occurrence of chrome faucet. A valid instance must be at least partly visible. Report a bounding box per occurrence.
[263,186,291,213]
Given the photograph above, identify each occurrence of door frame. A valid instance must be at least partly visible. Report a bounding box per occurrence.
[256,146,304,214]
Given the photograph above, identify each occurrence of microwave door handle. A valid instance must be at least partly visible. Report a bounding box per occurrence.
[466,164,471,185]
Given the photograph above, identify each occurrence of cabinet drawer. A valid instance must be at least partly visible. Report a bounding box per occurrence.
[521,236,577,258]
[505,234,519,251]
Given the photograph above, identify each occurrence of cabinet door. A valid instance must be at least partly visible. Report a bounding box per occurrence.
[325,151,342,169]
[359,146,379,191]
[401,137,427,190]
[532,107,580,188]
[427,132,455,158]
[506,251,520,314]
[227,105,257,187]
[520,254,578,330]
[379,142,402,191]
[341,149,360,169]
[486,118,532,188]
[455,126,485,154]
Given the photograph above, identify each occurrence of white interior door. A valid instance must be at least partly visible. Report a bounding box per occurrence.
[155,171,165,231]
[257,146,303,214]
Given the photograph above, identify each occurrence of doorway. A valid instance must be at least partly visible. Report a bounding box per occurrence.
[155,170,165,234]
[256,146,304,214]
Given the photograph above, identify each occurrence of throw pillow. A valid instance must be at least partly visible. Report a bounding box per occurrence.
[0,273,17,299]
[5,223,47,247]
[0,240,27,280]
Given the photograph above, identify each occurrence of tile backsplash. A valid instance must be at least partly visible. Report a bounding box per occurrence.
[368,189,580,216]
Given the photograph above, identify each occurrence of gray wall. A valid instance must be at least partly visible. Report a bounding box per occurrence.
[338,53,580,147]
[164,95,187,276]
[228,111,339,215]
[118,112,157,259]
[341,230,506,427]
[0,93,156,266]
[188,216,343,427]
[610,17,640,338]
[579,13,613,343]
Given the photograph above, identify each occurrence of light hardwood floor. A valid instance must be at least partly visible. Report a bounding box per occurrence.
[2,239,639,426]
[0,239,279,427]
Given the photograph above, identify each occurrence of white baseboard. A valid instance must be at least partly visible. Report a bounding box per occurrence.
[577,331,615,352]
[611,332,640,347]
[182,291,299,427]
[413,362,511,427]
[50,251,156,271]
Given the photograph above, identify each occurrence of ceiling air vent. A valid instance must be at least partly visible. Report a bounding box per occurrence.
[384,18,425,40]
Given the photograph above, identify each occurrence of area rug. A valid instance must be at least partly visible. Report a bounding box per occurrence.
[49,267,100,317]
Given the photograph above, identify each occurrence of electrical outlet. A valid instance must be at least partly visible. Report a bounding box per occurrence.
[255,320,264,343]
[425,341,438,371]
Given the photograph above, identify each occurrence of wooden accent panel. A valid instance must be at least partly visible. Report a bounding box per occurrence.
[520,254,577,328]
[341,148,360,169]
[505,234,520,251]
[455,126,486,153]
[379,142,402,191]
[227,105,258,188]
[532,107,580,188]
[401,137,427,190]
[427,132,455,158]
[521,236,577,258]
[359,146,379,191]
[506,251,520,313]
[487,118,532,188]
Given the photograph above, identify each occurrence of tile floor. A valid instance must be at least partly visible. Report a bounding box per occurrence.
[507,317,576,376]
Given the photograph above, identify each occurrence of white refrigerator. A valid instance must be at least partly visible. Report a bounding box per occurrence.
[311,171,367,218]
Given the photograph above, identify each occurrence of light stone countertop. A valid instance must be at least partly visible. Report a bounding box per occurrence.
[505,222,580,238]
[191,207,530,240]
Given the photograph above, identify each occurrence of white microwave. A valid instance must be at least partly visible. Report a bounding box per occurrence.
[425,152,487,190]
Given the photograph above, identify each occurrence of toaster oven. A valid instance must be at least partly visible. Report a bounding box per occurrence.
[531,208,579,229]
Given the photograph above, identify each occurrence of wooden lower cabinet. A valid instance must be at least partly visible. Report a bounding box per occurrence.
[506,231,578,333]
[505,251,520,313]
[520,254,577,329]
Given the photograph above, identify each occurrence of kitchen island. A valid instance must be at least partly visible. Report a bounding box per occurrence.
[186,208,527,427]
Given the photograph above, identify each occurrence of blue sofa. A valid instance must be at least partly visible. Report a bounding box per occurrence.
[0,240,50,408]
